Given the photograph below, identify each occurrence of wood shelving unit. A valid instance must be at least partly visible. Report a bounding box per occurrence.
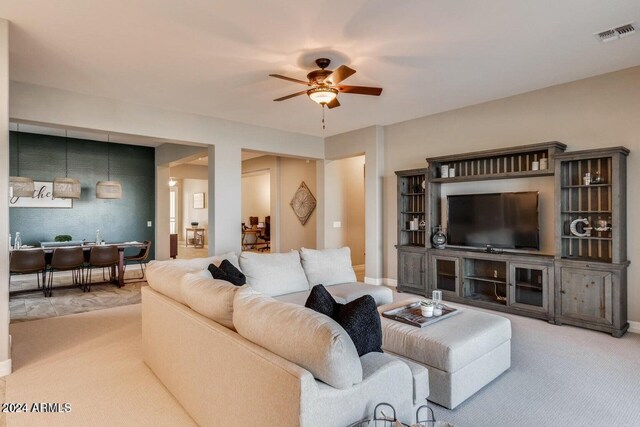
[426,141,567,183]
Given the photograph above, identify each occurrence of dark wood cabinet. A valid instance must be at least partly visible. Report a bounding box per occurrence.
[397,248,427,294]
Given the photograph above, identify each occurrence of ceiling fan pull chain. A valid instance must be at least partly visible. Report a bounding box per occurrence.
[322,104,326,130]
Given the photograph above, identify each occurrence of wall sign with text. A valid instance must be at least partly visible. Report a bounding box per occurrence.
[9,181,73,208]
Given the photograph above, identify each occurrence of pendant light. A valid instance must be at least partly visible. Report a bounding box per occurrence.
[52,130,81,199]
[9,124,35,198]
[96,134,122,199]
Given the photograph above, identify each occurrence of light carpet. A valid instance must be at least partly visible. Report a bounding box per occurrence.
[5,298,640,426]
[5,304,196,427]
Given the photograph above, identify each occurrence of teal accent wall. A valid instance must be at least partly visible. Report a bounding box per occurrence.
[9,132,155,259]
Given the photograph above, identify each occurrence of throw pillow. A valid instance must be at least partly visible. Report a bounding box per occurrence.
[304,283,338,318]
[219,259,246,286]
[207,260,246,286]
[305,285,382,357]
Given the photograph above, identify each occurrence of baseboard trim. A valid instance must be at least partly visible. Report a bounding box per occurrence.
[629,321,640,334]
[364,277,397,287]
[0,358,12,377]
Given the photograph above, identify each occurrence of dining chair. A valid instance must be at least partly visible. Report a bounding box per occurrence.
[47,247,85,297]
[124,241,151,280]
[85,246,119,291]
[258,216,271,252]
[10,249,46,291]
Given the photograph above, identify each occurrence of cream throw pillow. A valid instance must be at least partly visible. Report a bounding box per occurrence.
[300,247,357,287]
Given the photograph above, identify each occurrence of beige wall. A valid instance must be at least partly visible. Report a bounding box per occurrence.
[182,179,208,245]
[0,19,10,373]
[242,172,270,225]
[324,156,366,265]
[383,66,640,322]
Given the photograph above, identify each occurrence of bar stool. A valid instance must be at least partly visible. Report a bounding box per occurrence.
[86,246,119,292]
[124,241,151,280]
[47,247,85,297]
[10,249,46,290]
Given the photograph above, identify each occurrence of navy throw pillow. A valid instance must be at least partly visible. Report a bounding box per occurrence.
[207,260,246,286]
[305,284,382,357]
[305,283,339,318]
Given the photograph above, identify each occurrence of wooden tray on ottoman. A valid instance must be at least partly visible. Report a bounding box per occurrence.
[382,302,459,328]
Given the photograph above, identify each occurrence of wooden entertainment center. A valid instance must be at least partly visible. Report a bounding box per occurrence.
[396,142,630,337]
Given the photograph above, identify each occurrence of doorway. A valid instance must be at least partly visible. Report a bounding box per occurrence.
[241,170,271,252]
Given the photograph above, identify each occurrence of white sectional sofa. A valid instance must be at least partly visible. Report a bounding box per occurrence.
[142,248,427,427]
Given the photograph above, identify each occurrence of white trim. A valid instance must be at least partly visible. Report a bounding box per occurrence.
[364,277,397,287]
[629,321,640,334]
[0,358,12,377]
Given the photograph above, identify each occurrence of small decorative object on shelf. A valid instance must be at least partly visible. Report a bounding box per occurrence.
[431,226,447,249]
[532,160,539,171]
[569,218,591,237]
[440,165,449,178]
[448,167,456,177]
[190,221,199,227]
[419,219,426,230]
[591,170,603,184]
[540,156,548,170]
[583,172,591,186]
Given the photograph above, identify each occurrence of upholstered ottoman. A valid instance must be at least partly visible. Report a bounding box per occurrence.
[379,298,511,409]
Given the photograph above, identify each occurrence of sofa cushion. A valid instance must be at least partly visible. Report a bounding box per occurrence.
[274,291,348,306]
[180,271,239,330]
[233,287,362,389]
[208,259,246,286]
[146,253,239,304]
[239,250,309,296]
[306,285,383,357]
[300,247,357,287]
[326,282,393,306]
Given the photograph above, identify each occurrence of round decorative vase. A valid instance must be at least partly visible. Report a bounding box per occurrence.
[431,226,447,249]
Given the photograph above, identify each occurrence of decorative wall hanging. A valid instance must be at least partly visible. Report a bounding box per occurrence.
[9,181,73,208]
[289,181,316,226]
[193,192,205,209]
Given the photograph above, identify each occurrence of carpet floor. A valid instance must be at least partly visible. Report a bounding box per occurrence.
[5,304,196,427]
[4,298,640,426]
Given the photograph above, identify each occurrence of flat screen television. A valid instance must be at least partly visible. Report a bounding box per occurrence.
[447,191,539,250]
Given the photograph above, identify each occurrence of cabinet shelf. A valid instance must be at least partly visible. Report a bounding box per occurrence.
[561,210,611,214]
[465,293,507,306]
[561,184,611,189]
[401,211,425,214]
[464,275,506,284]
[561,236,612,241]
[401,229,426,233]
[401,193,425,196]
[515,282,543,291]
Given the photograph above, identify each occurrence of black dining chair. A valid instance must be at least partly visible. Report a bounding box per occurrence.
[124,241,151,280]
[47,247,85,297]
[258,216,271,252]
[10,249,46,291]
[85,246,119,291]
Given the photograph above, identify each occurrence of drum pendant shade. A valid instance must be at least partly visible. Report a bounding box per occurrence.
[9,124,35,198]
[52,131,82,199]
[96,136,122,199]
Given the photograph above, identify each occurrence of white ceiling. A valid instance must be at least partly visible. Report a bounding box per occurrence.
[2,1,639,137]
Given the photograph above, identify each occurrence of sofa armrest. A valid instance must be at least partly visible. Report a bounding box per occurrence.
[142,286,317,427]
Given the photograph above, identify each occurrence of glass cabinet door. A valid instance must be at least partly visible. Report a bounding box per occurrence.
[431,255,459,296]
[509,263,548,312]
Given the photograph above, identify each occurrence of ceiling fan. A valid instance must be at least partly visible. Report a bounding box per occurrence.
[269,58,383,110]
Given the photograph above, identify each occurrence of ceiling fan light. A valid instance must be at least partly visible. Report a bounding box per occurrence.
[308,87,338,105]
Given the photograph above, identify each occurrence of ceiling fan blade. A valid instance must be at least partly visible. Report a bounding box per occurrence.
[324,65,356,85]
[273,90,308,102]
[327,98,340,109]
[338,85,383,96]
[269,74,311,86]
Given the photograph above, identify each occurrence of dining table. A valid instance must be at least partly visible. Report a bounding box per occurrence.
[11,241,148,288]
